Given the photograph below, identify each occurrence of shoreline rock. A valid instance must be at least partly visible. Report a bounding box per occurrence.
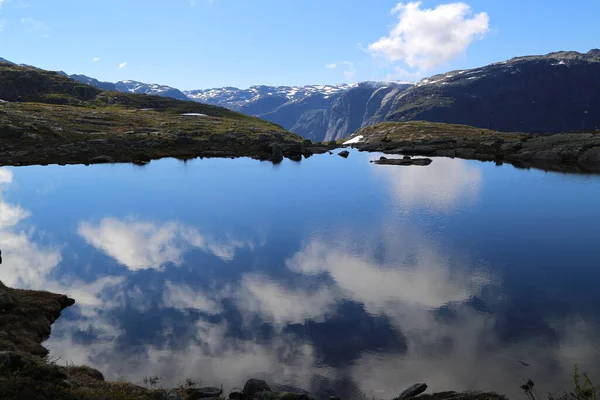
[351,122,600,174]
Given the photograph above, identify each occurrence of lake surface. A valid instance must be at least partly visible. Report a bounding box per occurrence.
[1,150,600,398]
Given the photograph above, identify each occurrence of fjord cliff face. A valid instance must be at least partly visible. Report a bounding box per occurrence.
[385,50,600,133]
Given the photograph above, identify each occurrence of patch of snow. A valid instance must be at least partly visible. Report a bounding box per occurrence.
[343,135,364,145]
[138,108,154,111]
[181,113,208,117]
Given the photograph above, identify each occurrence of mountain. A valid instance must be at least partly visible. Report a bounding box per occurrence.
[185,82,413,141]
[69,74,117,91]
[56,48,600,141]
[184,84,356,112]
[115,80,189,101]
[68,74,188,101]
[382,49,600,133]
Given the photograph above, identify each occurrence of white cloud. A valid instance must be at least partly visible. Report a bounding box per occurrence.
[21,17,50,33]
[92,57,100,62]
[0,0,5,8]
[326,63,337,69]
[119,61,127,69]
[369,1,489,71]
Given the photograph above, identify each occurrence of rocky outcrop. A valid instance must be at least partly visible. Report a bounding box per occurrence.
[0,280,75,356]
[352,121,600,173]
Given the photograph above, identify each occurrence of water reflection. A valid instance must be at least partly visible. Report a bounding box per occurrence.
[371,156,482,212]
[78,218,253,270]
[1,158,599,399]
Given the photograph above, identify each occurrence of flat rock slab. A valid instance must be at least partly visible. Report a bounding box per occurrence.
[371,156,432,166]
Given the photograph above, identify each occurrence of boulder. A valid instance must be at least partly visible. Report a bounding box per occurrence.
[243,379,271,396]
[396,383,428,399]
[338,150,350,158]
[229,392,243,400]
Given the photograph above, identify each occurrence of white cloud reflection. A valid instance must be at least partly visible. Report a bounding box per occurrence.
[372,156,482,212]
[78,218,253,271]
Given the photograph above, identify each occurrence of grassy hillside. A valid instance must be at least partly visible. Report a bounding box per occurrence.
[0,62,329,166]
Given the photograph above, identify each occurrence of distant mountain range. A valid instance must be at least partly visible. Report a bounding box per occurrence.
[3,49,600,140]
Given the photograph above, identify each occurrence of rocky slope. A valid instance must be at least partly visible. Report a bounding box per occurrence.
[383,49,600,134]
[0,62,331,167]
[347,121,600,173]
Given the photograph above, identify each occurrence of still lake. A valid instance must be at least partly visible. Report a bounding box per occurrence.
[1,150,600,398]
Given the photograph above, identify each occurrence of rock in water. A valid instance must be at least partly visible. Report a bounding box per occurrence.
[244,379,271,396]
[397,383,428,399]
[371,157,432,166]
[338,150,350,158]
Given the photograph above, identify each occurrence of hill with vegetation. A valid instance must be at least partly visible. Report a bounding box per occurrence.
[0,62,331,166]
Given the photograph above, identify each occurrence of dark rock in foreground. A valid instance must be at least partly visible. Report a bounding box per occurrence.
[338,150,350,158]
[396,383,428,399]
[244,379,272,396]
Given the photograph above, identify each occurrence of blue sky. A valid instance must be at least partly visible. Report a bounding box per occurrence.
[0,0,599,89]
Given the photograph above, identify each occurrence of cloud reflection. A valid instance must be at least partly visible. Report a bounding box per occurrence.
[372,157,482,212]
[78,218,253,270]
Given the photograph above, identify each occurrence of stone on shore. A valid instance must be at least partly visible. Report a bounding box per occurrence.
[243,379,271,396]
[396,383,428,399]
